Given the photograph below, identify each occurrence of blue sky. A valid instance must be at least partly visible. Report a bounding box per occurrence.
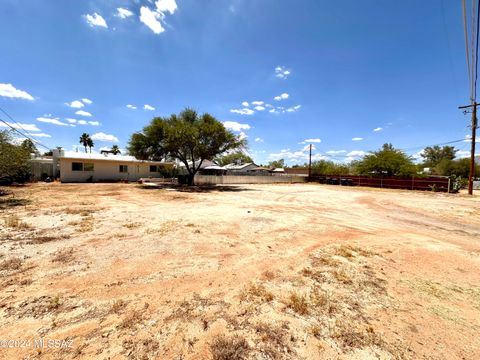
[0,0,475,164]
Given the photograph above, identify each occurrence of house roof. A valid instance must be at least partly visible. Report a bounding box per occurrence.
[224,162,257,170]
[204,165,226,170]
[59,151,168,164]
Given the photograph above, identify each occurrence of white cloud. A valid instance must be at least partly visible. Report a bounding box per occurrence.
[230,108,254,115]
[223,121,251,132]
[269,147,328,162]
[117,8,134,19]
[82,98,92,104]
[0,83,34,101]
[37,117,68,126]
[346,150,366,157]
[326,150,347,154]
[304,138,321,143]
[265,104,273,108]
[66,118,77,124]
[156,0,178,14]
[0,121,40,132]
[241,101,249,107]
[29,132,51,138]
[239,131,248,140]
[275,66,291,79]
[84,13,108,28]
[254,105,265,111]
[274,93,289,101]
[88,121,100,126]
[91,132,119,142]
[373,127,383,132]
[75,110,92,117]
[67,100,84,109]
[456,150,471,158]
[352,137,363,141]
[255,137,264,143]
[144,104,155,111]
[140,6,165,34]
[78,120,87,125]
[251,101,264,106]
[126,104,137,109]
[286,105,301,113]
[464,134,480,142]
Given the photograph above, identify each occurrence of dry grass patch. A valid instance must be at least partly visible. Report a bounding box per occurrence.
[27,234,70,245]
[4,215,30,229]
[286,292,309,315]
[123,222,141,229]
[51,248,76,263]
[210,335,250,360]
[144,220,178,236]
[0,257,23,271]
[118,309,144,330]
[240,282,274,303]
[111,299,127,314]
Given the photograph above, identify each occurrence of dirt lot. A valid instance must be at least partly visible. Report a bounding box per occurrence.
[0,183,479,360]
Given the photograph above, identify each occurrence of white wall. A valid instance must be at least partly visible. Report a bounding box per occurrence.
[194,175,307,185]
[60,159,161,182]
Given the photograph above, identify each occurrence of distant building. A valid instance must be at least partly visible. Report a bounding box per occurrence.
[224,162,258,173]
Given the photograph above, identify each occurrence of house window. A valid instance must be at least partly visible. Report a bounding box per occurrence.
[84,163,94,171]
[149,165,158,172]
[119,165,128,173]
[72,162,83,171]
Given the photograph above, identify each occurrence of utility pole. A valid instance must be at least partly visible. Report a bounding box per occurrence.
[458,102,478,195]
[308,143,312,179]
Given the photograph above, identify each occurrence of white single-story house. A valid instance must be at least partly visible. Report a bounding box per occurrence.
[53,150,172,183]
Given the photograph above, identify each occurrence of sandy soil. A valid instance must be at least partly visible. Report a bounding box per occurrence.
[0,183,479,360]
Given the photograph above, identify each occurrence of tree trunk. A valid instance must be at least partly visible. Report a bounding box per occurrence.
[187,173,195,186]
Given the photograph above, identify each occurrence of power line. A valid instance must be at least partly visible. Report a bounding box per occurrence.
[0,114,50,151]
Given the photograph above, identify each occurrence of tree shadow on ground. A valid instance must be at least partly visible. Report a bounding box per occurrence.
[137,184,257,193]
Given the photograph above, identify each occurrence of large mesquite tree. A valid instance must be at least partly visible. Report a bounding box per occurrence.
[128,108,245,185]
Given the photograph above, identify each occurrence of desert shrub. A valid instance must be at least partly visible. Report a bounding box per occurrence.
[210,335,250,360]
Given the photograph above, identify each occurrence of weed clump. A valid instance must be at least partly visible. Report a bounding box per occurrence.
[210,335,250,360]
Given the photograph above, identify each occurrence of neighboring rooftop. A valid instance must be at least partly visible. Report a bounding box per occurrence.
[59,151,166,163]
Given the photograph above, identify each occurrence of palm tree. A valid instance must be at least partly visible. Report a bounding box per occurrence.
[87,138,94,153]
[111,145,121,155]
[79,133,91,153]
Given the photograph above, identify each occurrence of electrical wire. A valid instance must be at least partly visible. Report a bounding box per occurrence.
[0,114,50,151]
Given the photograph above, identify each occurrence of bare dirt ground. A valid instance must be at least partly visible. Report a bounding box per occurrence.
[0,183,479,360]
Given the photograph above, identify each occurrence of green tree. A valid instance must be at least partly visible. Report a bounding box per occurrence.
[268,159,285,168]
[0,131,32,184]
[215,152,253,166]
[421,145,457,168]
[87,138,94,153]
[310,160,350,175]
[128,108,245,185]
[79,133,92,153]
[21,139,39,156]
[353,143,417,176]
[111,145,121,155]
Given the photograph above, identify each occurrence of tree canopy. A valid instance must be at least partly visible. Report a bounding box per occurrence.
[215,152,253,166]
[310,160,350,176]
[353,143,417,176]
[79,133,94,153]
[128,108,245,185]
[268,159,285,168]
[420,145,457,168]
[0,131,32,184]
